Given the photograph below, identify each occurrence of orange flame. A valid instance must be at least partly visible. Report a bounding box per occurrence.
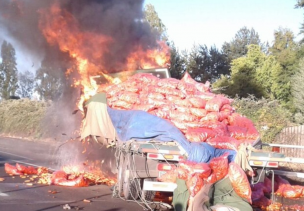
[39,2,170,112]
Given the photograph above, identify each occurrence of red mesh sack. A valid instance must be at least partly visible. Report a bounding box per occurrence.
[195,82,210,93]
[193,92,215,100]
[208,155,229,182]
[157,78,180,89]
[176,166,189,180]
[185,132,203,142]
[106,86,122,98]
[251,188,264,201]
[252,196,271,208]
[185,121,203,129]
[16,163,38,175]
[204,112,220,122]
[169,110,196,122]
[186,127,217,142]
[205,96,230,112]
[130,73,159,84]
[50,171,68,184]
[173,98,190,107]
[192,163,211,179]
[181,72,197,84]
[206,136,240,151]
[219,110,231,121]
[228,126,248,140]
[220,104,233,112]
[148,92,165,100]
[119,92,139,104]
[111,100,133,110]
[190,108,207,118]
[175,106,190,113]
[124,85,140,93]
[263,177,272,194]
[147,98,168,107]
[186,173,204,197]
[177,81,196,94]
[228,162,252,204]
[275,175,290,195]
[55,175,89,187]
[170,120,188,131]
[206,171,217,184]
[132,104,155,112]
[199,121,228,135]
[5,163,21,175]
[252,182,268,195]
[166,95,182,102]
[293,185,304,197]
[282,185,301,198]
[188,97,207,108]
[149,109,169,119]
[158,169,177,183]
[155,87,186,98]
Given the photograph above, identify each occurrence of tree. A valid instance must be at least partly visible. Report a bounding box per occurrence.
[222,27,263,61]
[144,4,168,42]
[35,62,64,101]
[168,42,186,79]
[291,58,304,123]
[295,0,304,8]
[213,45,287,103]
[16,70,35,98]
[0,40,18,99]
[186,44,230,83]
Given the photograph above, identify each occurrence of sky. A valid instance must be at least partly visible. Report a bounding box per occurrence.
[144,0,304,51]
[0,0,303,72]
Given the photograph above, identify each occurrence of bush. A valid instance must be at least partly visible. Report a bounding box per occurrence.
[0,99,51,139]
[232,96,293,143]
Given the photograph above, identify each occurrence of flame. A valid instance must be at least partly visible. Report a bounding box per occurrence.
[37,2,170,186]
[39,2,170,112]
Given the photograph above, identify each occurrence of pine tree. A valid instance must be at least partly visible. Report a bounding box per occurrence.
[0,40,18,99]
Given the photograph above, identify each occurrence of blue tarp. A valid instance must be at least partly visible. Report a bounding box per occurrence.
[107,107,236,163]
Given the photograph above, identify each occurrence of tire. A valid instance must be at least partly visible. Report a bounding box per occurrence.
[141,178,156,202]
[117,151,125,197]
[123,154,140,200]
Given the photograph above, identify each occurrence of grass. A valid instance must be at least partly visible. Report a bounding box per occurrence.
[0,99,51,140]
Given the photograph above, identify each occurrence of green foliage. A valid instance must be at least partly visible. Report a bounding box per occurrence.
[186,44,230,83]
[35,62,64,101]
[232,96,293,143]
[168,42,186,79]
[0,99,50,139]
[0,40,18,99]
[222,27,263,62]
[144,4,168,42]
[291,58,304,123]
[213,45,286,103]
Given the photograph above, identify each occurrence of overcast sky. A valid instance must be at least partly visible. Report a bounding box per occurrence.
[144,0,303,51]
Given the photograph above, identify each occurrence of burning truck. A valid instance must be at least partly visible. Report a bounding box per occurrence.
[78,68,304,211]
[2,1,304,210]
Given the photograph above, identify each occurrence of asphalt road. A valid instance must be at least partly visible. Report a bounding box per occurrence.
[0,137,144,211]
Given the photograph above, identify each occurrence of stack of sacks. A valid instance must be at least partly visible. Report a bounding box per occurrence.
[104,72,259,151]
[158,154,252,203]
[251,175,304,209]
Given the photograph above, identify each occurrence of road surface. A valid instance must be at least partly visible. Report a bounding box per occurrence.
[0,136,144,211]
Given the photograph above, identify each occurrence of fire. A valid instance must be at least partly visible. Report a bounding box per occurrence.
[38,2,170,112]
[35,2,170,187]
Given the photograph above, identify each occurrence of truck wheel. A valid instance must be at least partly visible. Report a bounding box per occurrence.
[141,178,156,202]
[117,151,125,197]
[123,154,140,200]
[123,177,140,200]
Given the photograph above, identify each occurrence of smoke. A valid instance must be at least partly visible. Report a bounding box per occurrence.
[0,0,160,141]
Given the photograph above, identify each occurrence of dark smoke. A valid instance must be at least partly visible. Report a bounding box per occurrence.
[0,0,159,141]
